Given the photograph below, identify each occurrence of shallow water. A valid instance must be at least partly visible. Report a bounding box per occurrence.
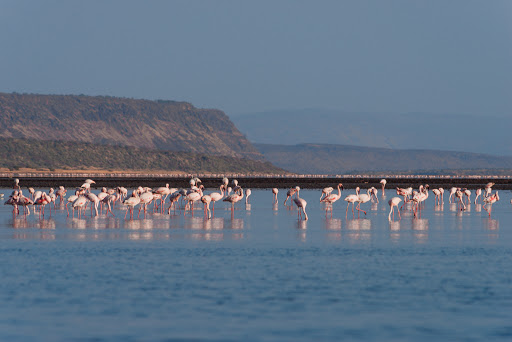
[1,188,512,341]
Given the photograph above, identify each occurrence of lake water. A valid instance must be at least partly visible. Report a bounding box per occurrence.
[1,188,512,341]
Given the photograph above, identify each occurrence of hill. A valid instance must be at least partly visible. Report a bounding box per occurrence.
[232,109,512,156]
[256,143,512,175]
[0,137,285,174]
[0,92,261,159]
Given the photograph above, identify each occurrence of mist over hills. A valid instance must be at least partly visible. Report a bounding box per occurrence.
[0,93,261,160]
[232,109,512,156]
[256,143,512,175]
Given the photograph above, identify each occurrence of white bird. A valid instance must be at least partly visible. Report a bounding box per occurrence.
[201,195,212,219]
[293,187,308,221]
[272,188,279,203]
[483,191,499,217]
[320,183,343,217]
[123,193,141,220]
[474,188,482,204]
[209,185,225,217]
[320,186,334,201]
[72,195,88,218]
[245,189,252,204]
[432,188,442,206]
[223,187,244,217]
[284,187,298,206]
[449,187,458,203]
[380,179,387,194]
[388,197,402,221]
[344,193,359,217]
[356,188,372,216]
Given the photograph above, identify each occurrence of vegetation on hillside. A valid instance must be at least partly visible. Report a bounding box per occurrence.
[0,138,285,174]
[0,92,262,159]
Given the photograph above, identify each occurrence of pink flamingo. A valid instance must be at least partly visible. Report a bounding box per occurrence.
[483,191,499,217]
[223,187,244,217]
[123,192,141,220]
[474,189,482,204]
[388,197,402,221]
[320,186,334,201]
[320,183,343,217]
[380,179,387,195]
[344,193,359,218]
[201,195,212,219]
[272,188,279,203]
[293,187,308,221]
[284,187,298,206]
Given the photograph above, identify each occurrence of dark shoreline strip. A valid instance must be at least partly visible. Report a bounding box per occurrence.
[1,176,512,190]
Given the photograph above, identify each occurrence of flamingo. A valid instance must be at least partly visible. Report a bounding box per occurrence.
[81,182,92,193]
[85,192,99,216]
[284,187,298,206]
[17,191,34,215]
[101,194,116,217]
[34,192,52,218]
[123,192,141,220]
[245,189,252,204]
[28,187,35,200]
[293,187,308,221]
[356,188,372,216]
[474,189,482,204]
[369,187,379,203]
[72,195,88,218]
[201,194,212,219]
[5,191,19,215]
[455,189,466,211]
[344,193,359,217]
[484,183,494,198]
[388,197,402,221]
[66,190,80,216]
[138,192,155,218]
[483,191,499,217]
[320,183,343,217]
[223,187,244,217]
[320,186,334,201]
[184,189,203,216]
[396,187,412,206]
[154,184,174,211]
[380,179,387,195]
[439,188,444,202]
[272,188,279,203]
[208,185,225,217]
[167,192,182,215]
[449,187,458,203]
[463,189,471,205]
[56,186,66,204]
[432,188,442,206]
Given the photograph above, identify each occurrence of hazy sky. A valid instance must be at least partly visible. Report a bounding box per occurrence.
[1,1,511,117]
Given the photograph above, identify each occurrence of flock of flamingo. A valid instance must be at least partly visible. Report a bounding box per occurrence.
[2,177,505,222]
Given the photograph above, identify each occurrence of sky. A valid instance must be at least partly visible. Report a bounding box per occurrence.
[0,0,511,117]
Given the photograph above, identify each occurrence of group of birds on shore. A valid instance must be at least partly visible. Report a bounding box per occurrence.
[2,177,505,222]
[273,179,502,222]
[4,177,252,220]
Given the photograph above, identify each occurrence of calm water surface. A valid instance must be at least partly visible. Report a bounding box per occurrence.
[1,188,512,341]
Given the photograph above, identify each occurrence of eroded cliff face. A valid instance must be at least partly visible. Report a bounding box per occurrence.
[0,93,262,160]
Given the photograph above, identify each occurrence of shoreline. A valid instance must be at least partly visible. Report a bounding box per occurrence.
[1,174,512,190]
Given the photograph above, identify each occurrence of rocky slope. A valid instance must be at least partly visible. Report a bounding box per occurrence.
[0,93,261,159]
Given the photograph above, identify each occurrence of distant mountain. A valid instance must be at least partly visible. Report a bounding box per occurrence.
[0,137,285,174]
[256,143,512,174]
[0,93,262,160]
[232,109,512,156]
